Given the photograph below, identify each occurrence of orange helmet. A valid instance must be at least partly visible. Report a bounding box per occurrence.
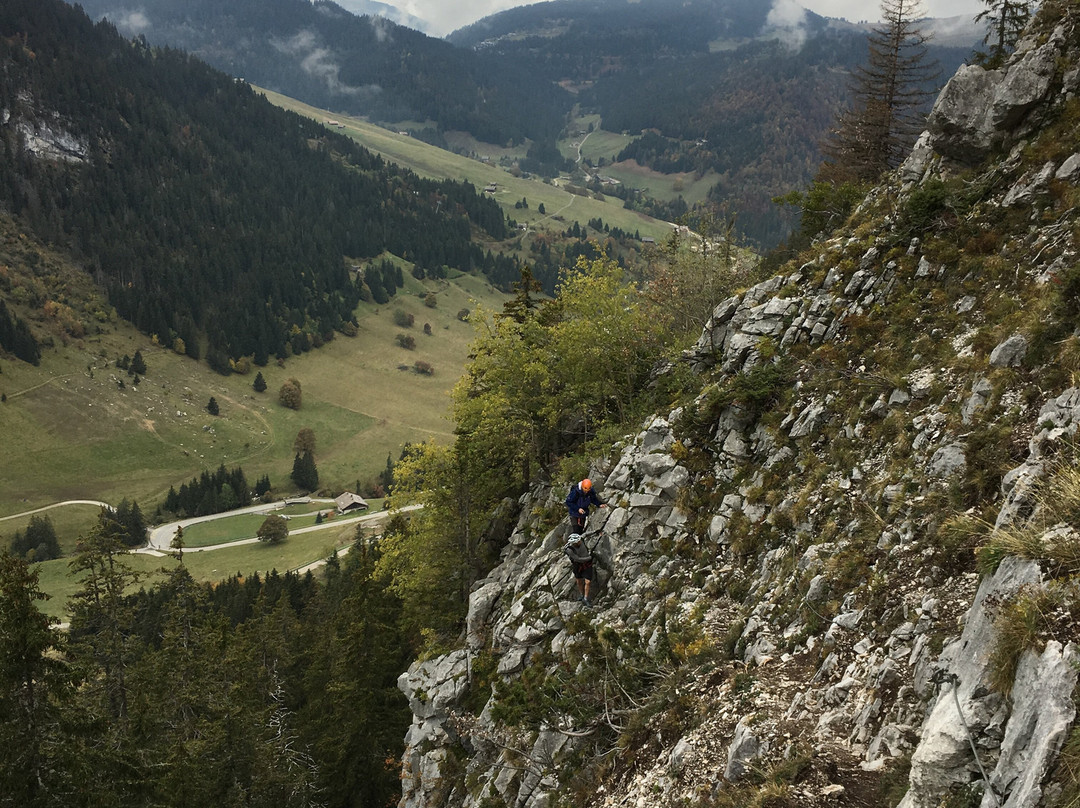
[581,479,592,492]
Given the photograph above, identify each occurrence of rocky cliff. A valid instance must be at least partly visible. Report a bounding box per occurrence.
[397,3,1080,807]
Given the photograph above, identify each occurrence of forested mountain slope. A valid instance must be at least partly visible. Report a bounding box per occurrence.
[453,0,980,247]
[70,0,568,145]
[453,0,979,247]
[391,2,1080,806]
[0,0,513,367]
[71,0,979,248]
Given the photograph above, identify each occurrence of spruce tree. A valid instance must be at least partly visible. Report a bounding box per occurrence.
[0,553,75,802]
[291,452,319,492]
[253,371,267,393]
[68,511,144,720]
[130,350,147,375]
[975,0,1031,67]
[10,514,60,561]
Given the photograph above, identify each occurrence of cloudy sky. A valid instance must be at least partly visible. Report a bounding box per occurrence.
[386,0,987,36]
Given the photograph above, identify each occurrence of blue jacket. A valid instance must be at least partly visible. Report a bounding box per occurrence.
[566,483,603,516]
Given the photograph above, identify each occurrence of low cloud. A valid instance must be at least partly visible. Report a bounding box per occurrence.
[370,15,393,42]
[114,8,151,35]
[272,30,382,98]
[763,0,809,50]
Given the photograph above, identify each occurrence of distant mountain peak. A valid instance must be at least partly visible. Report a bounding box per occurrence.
[327,0,435,33]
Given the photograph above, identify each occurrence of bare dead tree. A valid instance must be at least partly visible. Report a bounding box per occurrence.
[821,0,940,183]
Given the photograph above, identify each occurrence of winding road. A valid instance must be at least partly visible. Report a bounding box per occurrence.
[140,500,421,559]
[0,500,110,522]
[5,496,417,576]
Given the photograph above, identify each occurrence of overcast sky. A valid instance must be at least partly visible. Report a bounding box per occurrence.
[386,0,987,36]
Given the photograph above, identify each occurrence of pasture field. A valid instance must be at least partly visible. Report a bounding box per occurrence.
[0,502,105,557]
[31,517,363,619]
[442,130,527,162]
[177,513,267,546]
[578,130,637,164]
[258,88,673,243]
[600,162,719,207]
[177,499,384,546]
[559,114,636,164]
[0,260,502,533]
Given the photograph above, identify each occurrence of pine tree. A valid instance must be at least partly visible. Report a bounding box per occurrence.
[0,553,76,803]
[10,514,61,561]
[821,0,939,183]
[255,474,272,497]
[207,396,219,416]
[170,525,185,563]
[296,549,410,807]
[68,511,144,720]
[112,499,147,547]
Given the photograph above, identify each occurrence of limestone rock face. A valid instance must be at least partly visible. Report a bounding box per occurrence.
[394,8,1080,807]
[925,29,1064,166]
[898,558,1040,806]
[926,64,1003,164]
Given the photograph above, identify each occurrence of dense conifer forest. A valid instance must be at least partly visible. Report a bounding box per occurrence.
[1,526,411,808]
[71,0,569,147]
[0,0,511,366]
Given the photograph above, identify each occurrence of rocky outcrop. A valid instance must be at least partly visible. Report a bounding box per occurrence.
[925,25,1066,165]
[2,103,88,164]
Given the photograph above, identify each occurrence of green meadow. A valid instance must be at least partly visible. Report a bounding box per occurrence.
[559,113,636,164]
[0,263,501,537]
[30,516,365,619]
[177,499,384,547]
[258,88,673,242]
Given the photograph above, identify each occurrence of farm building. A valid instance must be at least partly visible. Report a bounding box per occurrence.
[334,492,369,513]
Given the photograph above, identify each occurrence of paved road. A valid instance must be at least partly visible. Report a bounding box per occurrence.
[140,501,420,556]
[0,500,110,522]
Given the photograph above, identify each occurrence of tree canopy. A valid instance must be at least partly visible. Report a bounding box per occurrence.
[256,514,289,544]
[380,257,671,650]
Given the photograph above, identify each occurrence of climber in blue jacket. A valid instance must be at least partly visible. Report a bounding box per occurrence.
[566,478,606,533]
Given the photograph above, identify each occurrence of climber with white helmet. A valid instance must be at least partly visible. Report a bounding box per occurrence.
[563,533,595,607]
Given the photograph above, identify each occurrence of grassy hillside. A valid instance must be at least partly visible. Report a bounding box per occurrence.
[0,221,509,531]
[1,232,506,614]
[258,88,675,243]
